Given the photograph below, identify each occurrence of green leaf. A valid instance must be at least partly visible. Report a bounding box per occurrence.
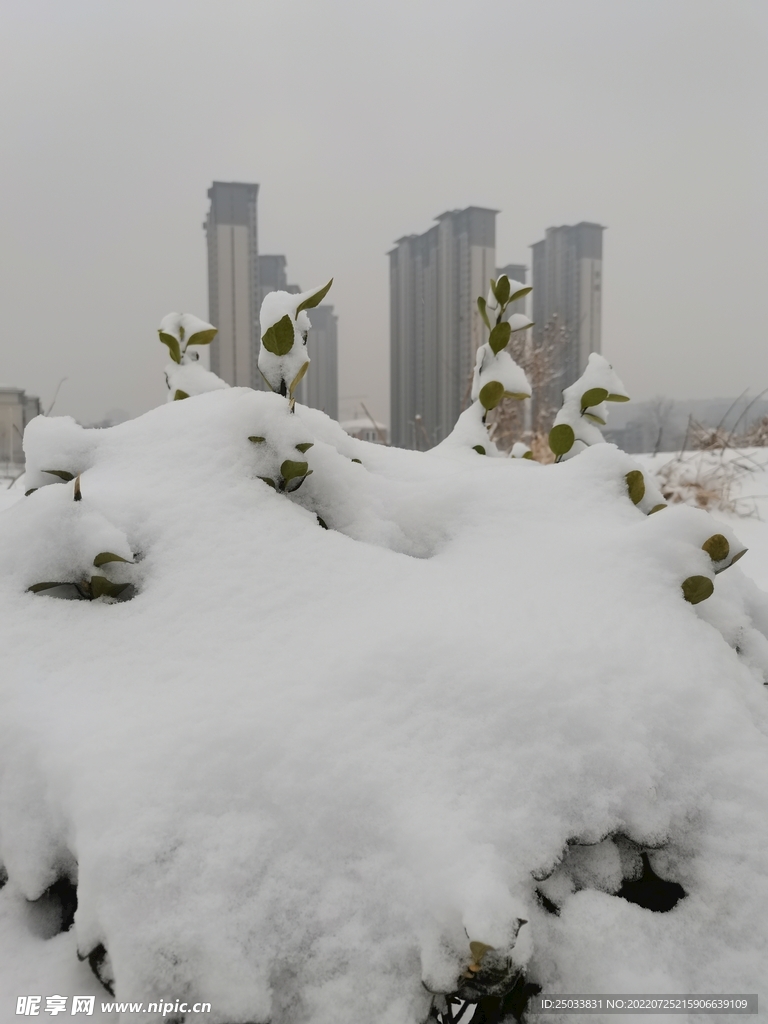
[488,322,512,355]
[158,331,182,364]
[295,278,333,316]
[289,359,309,398]
[503,391,529,400]
[173,389,190,401]
[479,380,505,410]
[28,581,69,593]
[90,575,131,600]
[702,534,730,562]
[472,445,486,455]
[261,314,295,356]
[185,327,217,347]
[549,423,575,456]
[43,470,75,482]
[625,470,645,505]
[317,515,328,529]
[509,285,532,304]
[477,296,490,330]
[285,469,313,493]
[493,275,510,306]
[258,476,277,489]
[280,459,309,482]
[248,436,265,443]
[295,442,314,453]
[681,575,714,605]
[730,548,747,566]
[580,387,608,409]
[648,503,667,514]
[583,411,606,425]
[607,393,630,402]
[522,450,534,460]
[93,551,132,568]
[351,458,362,464]
[469,941,495,965]
[24,488,37,496]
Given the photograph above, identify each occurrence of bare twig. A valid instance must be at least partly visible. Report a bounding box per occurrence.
[45,377,68,416]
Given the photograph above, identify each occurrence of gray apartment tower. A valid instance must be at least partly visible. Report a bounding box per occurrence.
[530,222,604,391]
[205,182,261,389]
[204,184,338,415]
[389,207,497,449]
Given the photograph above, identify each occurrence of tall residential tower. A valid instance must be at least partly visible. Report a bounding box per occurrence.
[205,182,261,389]
[530,222,605,389]
[389,207,497,449]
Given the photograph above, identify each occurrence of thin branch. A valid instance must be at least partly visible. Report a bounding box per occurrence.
[45,377,68,416]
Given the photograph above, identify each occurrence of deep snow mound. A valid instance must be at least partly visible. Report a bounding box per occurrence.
[1,388,767,1023]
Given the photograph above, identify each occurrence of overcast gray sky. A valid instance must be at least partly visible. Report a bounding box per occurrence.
[1,0,766,427]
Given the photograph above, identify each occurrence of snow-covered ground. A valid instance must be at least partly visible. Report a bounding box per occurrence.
[1,413,768,1023]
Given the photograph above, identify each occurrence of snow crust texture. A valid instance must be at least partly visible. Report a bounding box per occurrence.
[2,389,768,1022]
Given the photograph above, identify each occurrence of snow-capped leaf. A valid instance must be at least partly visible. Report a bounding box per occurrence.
[295,443,314,453]
[93,552,132,568]
[90,576,130,600]
[173,390,190,401]
[581,387,609,409]
[549,424,575,456]
[295,279,333,316]
[258,476,276,489]
[158,332,182,364]
[248,436,265,444]
[280,460,309,483]
[681,575,714,605]
[489,322,511,355]
[289,360,309,398]
[262,315,295,356]
[702,534,730,563]
[493,275,510,306]
[625,470,646,505]
[479,381,505,410]
[43,470,75,482]
[648,504,667,514]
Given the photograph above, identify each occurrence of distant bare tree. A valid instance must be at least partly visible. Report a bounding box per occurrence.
[648,396,675,455]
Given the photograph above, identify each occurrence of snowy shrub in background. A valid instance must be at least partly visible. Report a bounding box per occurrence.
[434,275,533,458]
[258,280,333,402]
[1,277,768,1024]
[158,311,229,401]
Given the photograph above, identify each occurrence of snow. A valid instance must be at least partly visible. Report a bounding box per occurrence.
[1,397,768,1022]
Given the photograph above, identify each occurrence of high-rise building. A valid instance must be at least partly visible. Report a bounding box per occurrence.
[389,207,497,449]
[205,182,260,389]
[530,223,604,390]
[495,263,528,316]
[257,254,338,418]
[0,387,40,467]
[296,305,338,420]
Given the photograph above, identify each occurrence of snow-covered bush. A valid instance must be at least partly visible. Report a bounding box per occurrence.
[258,280,333,401]
[158,311,229,401]
[434,275,533,458]
[1,280,768,1024]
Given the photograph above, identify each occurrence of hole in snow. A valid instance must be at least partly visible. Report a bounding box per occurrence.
[534,888,560,916]
[25,876,78,939]
[78,942,115,995]
[616,852,686,912]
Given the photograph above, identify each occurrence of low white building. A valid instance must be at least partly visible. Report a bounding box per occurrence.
[0,387,40,469]
[340,416,388,445]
